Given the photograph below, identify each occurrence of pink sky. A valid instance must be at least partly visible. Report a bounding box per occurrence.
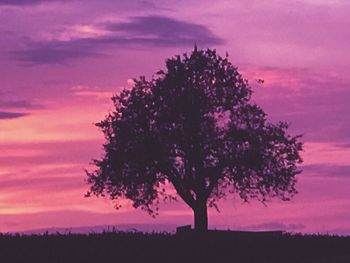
[1,0,350,234]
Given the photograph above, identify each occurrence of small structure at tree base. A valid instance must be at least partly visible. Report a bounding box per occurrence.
[176,225,284,237]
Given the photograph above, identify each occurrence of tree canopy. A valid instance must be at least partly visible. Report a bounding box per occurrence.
[86,47,303,231]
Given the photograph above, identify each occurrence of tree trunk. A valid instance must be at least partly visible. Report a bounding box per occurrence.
[193,201,208,232]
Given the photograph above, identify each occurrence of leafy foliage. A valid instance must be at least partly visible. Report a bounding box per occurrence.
[86,47,303,217]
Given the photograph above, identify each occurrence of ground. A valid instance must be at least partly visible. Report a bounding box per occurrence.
[0,231,349,263]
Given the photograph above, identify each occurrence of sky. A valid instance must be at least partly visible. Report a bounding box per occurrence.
[0,0,350,235]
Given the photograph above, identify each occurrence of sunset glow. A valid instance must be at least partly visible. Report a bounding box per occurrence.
[1,0,350,235]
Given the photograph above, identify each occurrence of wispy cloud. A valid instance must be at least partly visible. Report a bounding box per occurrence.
[71,85,114,99]
[0,176,83,192]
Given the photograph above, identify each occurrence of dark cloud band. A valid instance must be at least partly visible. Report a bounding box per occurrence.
[0,0,66,6]
[12,15,223,65]
[302,164,350,178]
[0,111,28,119]
[0,99,43,109]
[103,15,222,44]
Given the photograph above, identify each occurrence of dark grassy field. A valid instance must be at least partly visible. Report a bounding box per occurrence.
[0,231,349,263]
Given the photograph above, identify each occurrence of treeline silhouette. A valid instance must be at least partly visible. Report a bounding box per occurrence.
[0,231,349,263]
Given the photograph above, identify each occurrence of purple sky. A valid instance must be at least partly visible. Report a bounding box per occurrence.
[0,0,350,234]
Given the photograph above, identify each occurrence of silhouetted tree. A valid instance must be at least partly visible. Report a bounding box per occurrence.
[86,47,303,231]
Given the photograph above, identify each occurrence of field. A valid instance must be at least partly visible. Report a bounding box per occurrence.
[0,231,349,263]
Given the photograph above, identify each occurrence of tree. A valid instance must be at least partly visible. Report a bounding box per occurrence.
[86,47,303,232]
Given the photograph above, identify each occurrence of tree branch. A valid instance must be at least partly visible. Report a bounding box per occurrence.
[204,165,224,199]
[160,164,196,209]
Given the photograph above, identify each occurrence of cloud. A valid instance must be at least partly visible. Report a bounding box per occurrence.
[302,164,350,178]
[0,209,165,233]
[0,0,161,8]
[335,143,350,148]
[0,111,28,119]
[0,0,45,5]
[0,0,67,6]
[102,15,223,46]
[12,45,104,65]
[12,15,223,65]
[0,139,102,167]
[242,65,350,144]
[0,99,43,109]
[71,85,113,99]
[0,176,83,192]
[138,0,157,9]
